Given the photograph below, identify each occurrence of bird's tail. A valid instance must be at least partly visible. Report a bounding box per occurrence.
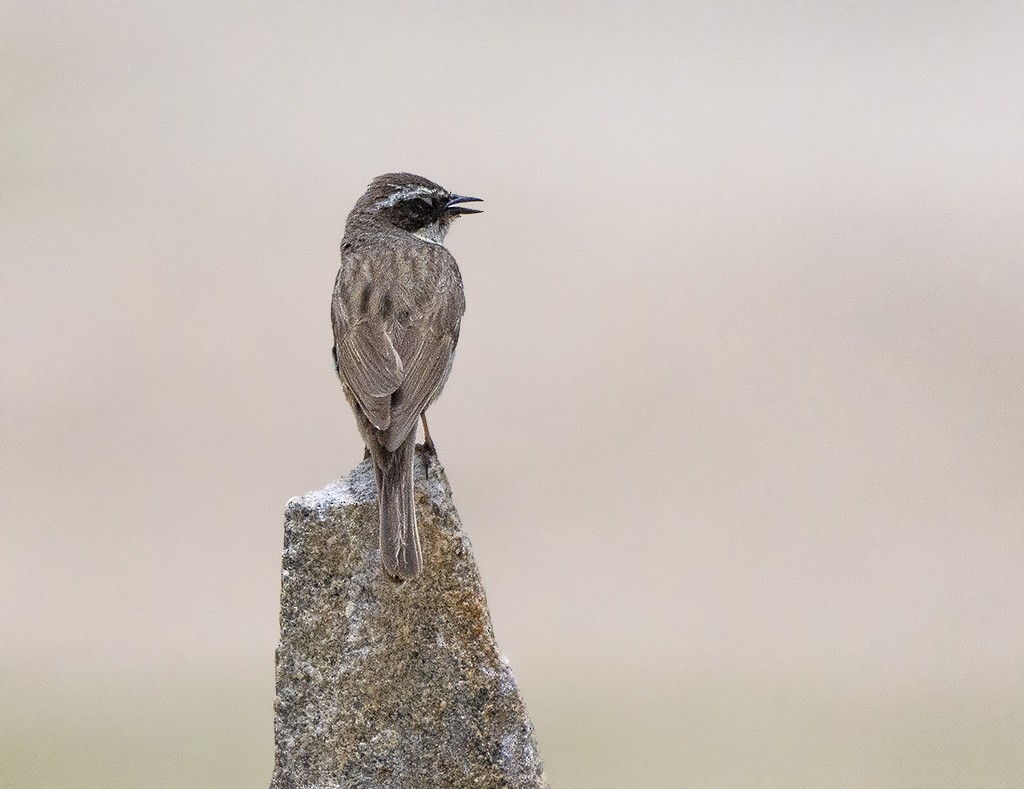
[376,434,421,580]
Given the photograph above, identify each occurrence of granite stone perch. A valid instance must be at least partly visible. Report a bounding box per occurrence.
[270,448,548,788]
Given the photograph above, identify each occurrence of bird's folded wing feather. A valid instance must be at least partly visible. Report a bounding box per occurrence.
[335,323,403,430]
[381,325,459,452]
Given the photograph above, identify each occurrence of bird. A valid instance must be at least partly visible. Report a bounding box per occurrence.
[331,173,481,580]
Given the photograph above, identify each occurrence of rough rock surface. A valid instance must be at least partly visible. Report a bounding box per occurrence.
[270,448,548,789]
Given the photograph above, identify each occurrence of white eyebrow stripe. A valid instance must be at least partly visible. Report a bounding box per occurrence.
[375,185,436,209]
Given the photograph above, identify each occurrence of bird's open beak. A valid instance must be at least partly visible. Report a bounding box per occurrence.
[445,194,483,215]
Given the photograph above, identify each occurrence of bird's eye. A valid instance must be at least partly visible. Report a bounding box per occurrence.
[408,197,431,212]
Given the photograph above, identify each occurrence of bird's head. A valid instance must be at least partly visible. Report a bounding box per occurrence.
[355,173,482,245]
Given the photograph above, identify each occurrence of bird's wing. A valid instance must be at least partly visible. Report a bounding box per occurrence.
[332,264,403,431]
[379,251,465,452]
[380,322,460,452]
[334,323,403,430]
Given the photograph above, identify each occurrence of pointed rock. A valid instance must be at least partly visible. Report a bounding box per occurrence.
[271,449,548,788]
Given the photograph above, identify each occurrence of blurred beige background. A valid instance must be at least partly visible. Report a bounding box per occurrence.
[3,2,1023,786]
